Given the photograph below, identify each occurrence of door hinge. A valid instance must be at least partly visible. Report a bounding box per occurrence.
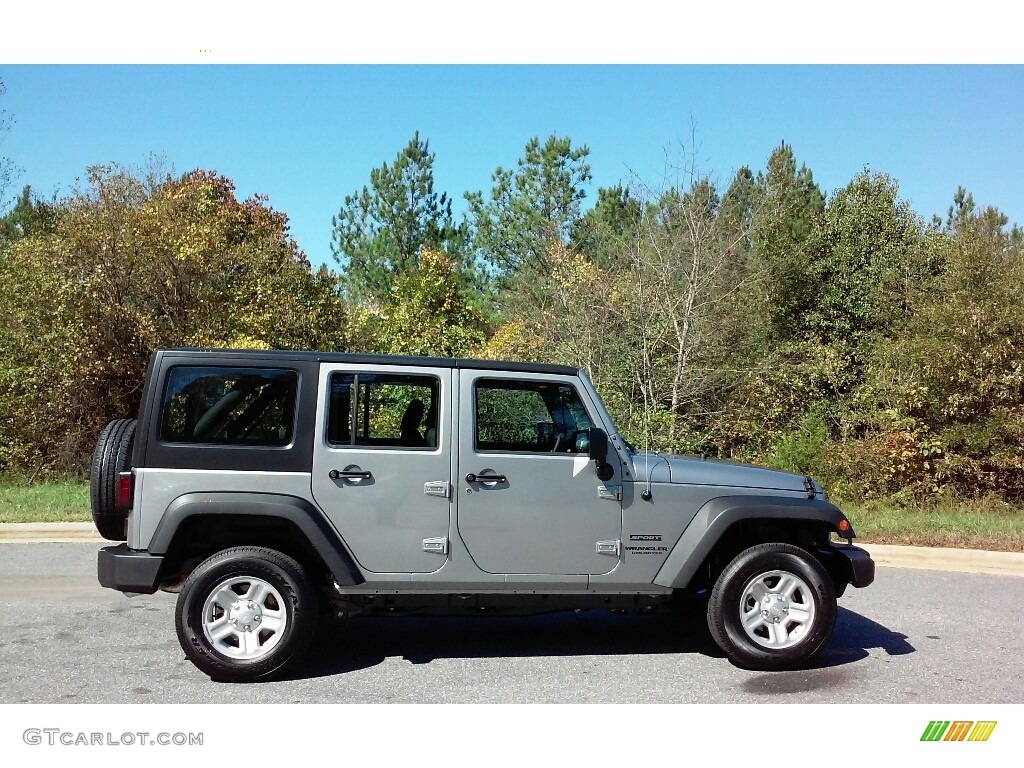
[596,539,621,556]
[597,484,621,501]
[424,480,451,498]
[422,536,449,555]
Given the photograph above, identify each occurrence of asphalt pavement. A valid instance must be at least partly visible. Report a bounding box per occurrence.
[0,542,1021,703]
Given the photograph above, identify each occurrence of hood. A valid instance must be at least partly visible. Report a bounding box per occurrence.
[630,452,811,493]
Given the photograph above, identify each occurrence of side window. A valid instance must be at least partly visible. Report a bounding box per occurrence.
[327,372,439,449]
[475,379,593,453]
[160,367,298,447]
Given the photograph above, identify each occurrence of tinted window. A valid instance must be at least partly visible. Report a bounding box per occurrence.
[328,373,439,449]
[160,367,298,446]
[475,379,592,453]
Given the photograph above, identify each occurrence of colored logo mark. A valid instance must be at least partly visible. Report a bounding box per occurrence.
[920,721,997,742]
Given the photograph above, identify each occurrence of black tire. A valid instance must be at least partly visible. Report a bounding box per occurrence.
[175,547,317,682]
[707,543,836,671]
[89,418,136,541]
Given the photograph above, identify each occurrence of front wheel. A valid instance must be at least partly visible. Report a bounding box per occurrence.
[707,543,836,671]
[175,547,317,682]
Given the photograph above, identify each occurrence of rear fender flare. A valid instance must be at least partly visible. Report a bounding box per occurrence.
[149,492,364,585]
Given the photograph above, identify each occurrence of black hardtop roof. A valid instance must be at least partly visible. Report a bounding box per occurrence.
[157,348,580,376]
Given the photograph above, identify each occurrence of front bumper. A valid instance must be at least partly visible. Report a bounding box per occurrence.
[829,543,875,588]
[98,544,164,594]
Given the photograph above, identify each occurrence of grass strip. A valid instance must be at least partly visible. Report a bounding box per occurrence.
[844,502,1023,552]
[0,480,91,523]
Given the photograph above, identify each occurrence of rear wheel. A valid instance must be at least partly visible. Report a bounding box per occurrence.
[89,418,136,541]
[707,543,836,670]
[175,547,317,682]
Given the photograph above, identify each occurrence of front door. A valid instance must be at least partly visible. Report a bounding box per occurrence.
[311,364,452,574]
[455,370,622,575]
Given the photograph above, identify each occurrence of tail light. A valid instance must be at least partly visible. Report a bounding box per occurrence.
[117,471,134,510]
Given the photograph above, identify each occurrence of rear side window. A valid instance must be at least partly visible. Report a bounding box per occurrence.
[327,372,439,449]
[160,367,298,447]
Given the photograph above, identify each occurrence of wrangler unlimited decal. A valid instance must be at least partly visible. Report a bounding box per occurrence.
[625,545,669,555]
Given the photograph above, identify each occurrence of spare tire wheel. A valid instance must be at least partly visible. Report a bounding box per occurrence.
[89,418,136,541]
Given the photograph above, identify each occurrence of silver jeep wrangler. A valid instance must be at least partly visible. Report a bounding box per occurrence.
[92,348,874,681]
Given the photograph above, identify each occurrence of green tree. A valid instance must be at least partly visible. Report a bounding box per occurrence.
[750,142,825,340]
[0,185,57,245]
[571,184,642,271]
[729,163,932,482]
[721,166,756,248]
[467,134,591,276]
[945,185,1024,248]
[864,195,1024,498]
[331,132,464,303]
[808,170,928,347]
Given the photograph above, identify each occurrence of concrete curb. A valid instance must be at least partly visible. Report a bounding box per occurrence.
[858,543,1024,577]
[0,522,109,543]
[0,524,1022,576]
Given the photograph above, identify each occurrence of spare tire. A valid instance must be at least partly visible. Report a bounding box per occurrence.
[90,418,137,541]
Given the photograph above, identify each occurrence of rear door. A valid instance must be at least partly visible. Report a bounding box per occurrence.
[455,370,622,575]
[311,364,453,574]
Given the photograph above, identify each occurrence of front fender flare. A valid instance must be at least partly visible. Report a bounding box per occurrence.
[653,495,850,589]
[149,492,364,585]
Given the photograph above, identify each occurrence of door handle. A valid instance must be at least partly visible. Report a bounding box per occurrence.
[466,472,506,484]
[329,469,372,480]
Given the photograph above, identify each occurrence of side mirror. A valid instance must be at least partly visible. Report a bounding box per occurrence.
[587,427,608,462]
[588,427,614,481]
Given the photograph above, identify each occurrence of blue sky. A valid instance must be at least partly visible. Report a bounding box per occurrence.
[1,65,1021,268]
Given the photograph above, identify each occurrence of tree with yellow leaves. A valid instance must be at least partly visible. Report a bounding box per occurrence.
[0,163,346,474]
